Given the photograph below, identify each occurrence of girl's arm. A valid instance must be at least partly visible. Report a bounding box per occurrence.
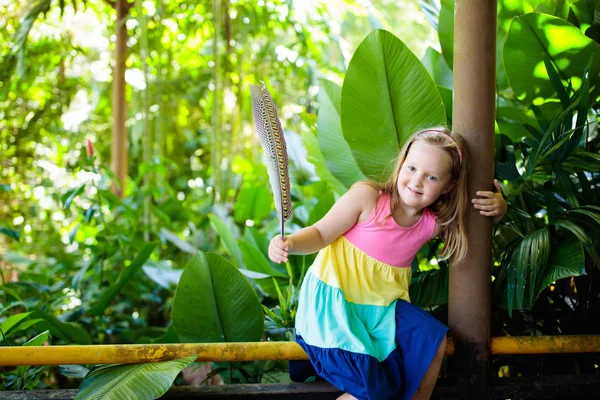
[268,183,377,264]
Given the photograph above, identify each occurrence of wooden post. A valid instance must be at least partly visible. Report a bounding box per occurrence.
[449,0,497,398]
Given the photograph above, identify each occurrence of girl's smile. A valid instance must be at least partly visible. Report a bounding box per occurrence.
[407,186,422,195]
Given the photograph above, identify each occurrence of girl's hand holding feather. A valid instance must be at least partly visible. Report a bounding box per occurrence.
[471,179,507,225]
[269,235,291,264]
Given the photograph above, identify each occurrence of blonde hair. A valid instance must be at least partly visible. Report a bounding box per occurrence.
[356,126,470,263]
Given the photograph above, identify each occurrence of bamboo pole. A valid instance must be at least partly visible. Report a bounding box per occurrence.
[1,336,599,366]
[449,0,497,398]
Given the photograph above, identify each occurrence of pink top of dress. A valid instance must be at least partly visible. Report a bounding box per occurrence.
[343,192,437,268]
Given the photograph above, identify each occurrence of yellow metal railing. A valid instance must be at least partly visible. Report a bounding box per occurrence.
[1,335,599,367]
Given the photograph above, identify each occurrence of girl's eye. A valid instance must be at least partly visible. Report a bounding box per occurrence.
[427,175,438,182]
[407,166,416,172]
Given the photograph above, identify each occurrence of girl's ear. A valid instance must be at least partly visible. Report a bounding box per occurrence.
[442,180,456,194]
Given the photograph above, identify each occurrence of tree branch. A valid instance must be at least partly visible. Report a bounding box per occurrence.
[102,0,116,9]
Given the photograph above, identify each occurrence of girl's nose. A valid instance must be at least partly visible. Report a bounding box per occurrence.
[412,178,424,188]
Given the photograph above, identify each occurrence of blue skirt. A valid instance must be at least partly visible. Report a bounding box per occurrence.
[290,300,448,400]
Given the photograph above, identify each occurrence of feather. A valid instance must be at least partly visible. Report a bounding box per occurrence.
[249,82,292,238]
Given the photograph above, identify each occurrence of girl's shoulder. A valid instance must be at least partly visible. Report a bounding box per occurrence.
[348,181,380,202]
[348,182,383,223]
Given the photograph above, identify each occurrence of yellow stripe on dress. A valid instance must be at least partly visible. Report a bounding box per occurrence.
[311,236,411,306]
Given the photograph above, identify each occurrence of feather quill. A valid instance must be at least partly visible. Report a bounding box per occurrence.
[249,82,292,239]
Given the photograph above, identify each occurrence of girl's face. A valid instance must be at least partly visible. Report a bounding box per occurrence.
[397,140,454,211]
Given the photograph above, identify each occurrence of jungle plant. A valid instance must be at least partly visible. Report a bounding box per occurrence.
[492,56,600,315]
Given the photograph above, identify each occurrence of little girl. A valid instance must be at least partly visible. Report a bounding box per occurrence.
[268,127,507,400]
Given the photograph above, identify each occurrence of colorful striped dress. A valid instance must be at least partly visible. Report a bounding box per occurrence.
[291,192,448,400]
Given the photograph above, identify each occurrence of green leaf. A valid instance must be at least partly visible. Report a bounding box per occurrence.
[567,206,600,226]
[0,227,20,240]
[565,55,592,155]
[554,219,600,267]
[421,47,453,88]
[542,52,570,108]
[62,184,86,210]
[409,266,448,308]
[16,331,50,376]
[74,356,197,400]
[60,365,90,379]
[317,78,365,188]
[88,242,158,316]
[504,229,551,313]
[438,0,454,68]
[159,228,199,254]
[537,237,586,291]
[437,86,453,124]
[238,240,287,278]
[241,228,288,292]
[307,191,336,226]
[152,324,180,344]
[300,128,348,195]
[34,308,92,345]
[504,13,600,103]
[233,185,272,224]
[208,213,245,269]
[243,227,272,260]
[341,29,446,180]
[26,331,50,347]
[142,264,182,289]
[0,312,32,336]
[5,319,44,338]
[172,252,263,343]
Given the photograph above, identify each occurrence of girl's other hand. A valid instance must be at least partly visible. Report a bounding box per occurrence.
[472,179,508,224]
[268,235,290,264]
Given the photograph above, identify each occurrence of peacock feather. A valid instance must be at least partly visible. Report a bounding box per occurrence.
[249,82,292,238]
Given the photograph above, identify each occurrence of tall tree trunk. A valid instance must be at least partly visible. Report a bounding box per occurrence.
[211,0,223,203]
[111,0,130,198]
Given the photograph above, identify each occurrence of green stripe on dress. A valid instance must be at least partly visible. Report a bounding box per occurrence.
[295,271,398,362]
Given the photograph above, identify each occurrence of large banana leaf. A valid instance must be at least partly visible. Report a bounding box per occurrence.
[317,78,365,189]
[172,252,263,343]
[504,13,600,103]
[438,0,454,69]
[421,47,453,89]
[307,191,336,226]
[341,29,446,181]
[74,356,197,400]
[300,128,347,195]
